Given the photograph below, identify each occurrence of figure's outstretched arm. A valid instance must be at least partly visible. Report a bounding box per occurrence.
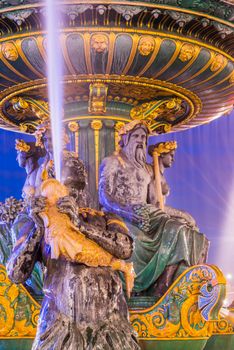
[56,192,134,259]
[7,197,46,284]
[79,215,133,260]
[7,215,43,284]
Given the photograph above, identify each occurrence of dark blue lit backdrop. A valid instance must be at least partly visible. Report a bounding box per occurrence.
[0,112,234,275]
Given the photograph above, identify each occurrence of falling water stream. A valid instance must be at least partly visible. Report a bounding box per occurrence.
[46,0,63,181]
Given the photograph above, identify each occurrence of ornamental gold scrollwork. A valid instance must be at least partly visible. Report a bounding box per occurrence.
[213,306,234,335]
[130,98,185,130]
[130,265,226,340]
[0,264,40,338]
[131,312,180,338]
[0,75,202,132]
[8,96,49,127]
[213,318,233,334]
[88,83,108,115]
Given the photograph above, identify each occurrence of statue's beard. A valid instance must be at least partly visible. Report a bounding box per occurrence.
[125,144,146,167]
[135,146,146,166]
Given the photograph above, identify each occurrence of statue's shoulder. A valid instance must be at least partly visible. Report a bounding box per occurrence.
[100,153,123,170]
[13,212,33,225]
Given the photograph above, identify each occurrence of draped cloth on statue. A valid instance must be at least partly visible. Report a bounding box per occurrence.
[126,205,209,293]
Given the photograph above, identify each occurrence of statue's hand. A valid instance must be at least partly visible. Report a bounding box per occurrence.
[56,196,79,226]
[28,196,47,228]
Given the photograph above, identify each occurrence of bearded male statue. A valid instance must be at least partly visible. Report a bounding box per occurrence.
[99,120,209,297]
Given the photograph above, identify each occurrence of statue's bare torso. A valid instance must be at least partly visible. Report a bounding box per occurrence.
[101,154,153,207]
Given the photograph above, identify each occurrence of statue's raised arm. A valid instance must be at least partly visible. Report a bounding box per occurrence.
[6,196,45,284]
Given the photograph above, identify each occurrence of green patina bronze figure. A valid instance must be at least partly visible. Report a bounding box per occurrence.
[99,120,209,297]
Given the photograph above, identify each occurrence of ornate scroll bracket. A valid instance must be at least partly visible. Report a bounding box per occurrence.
[9,96,49,133]
[130,98,185,133]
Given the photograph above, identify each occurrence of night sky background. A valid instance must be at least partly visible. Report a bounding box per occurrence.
[0,111,234,276]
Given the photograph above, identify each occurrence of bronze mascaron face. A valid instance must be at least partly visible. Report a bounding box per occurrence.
[1,42,19,61]
[91,34,109,53]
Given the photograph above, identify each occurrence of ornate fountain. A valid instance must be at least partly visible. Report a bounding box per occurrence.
[0,1,233,349]
[0,0,233,200]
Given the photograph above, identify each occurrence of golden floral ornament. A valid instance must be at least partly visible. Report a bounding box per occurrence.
[210,54,226,72]
[138,36,155,56]
[115,122,125,132]
[15,139,30,153]
[68,121,79,133]
[155,141,178,155]
[90,119,103,130]
[166,98,182,110]
[179,44,195,62]
[19,123,28,132]
[91,33,109,53]
[1,41,19,61]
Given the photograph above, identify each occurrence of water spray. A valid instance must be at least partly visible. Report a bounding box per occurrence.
[46,0,63,181]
